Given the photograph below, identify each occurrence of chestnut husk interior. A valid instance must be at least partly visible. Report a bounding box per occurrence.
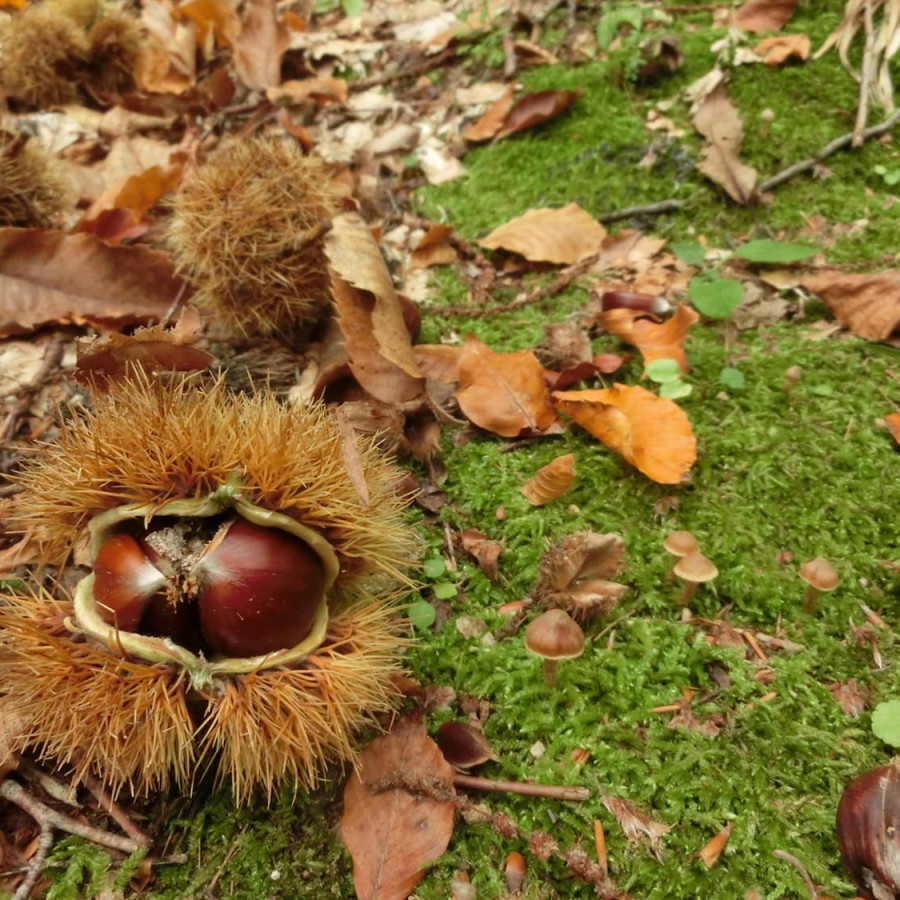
[73,485,341,686]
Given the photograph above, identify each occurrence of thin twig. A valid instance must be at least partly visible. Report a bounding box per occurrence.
[0,778,144,855]
[596,199,685,223]
[854,0,875,146]
[12,825,53,900]
[82,772,151,848]
[452,773,590,801]
[159,274,192,328]
[0,336,65,443]
[758,107,900,193]
[772,849,817,900]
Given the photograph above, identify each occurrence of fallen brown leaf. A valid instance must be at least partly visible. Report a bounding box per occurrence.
[480,203,606,265]
[755,34,810,65]
[411,225,458,269]
[735,0,797,32]
[460,528,503,581]
[494,89,582,140]
[172,0,240,47]
[601,794,670,861]
[462,84,516,142]
[598,303,699,371]
[341,716,455,900]
[456,335,559,437]
[521,453,576,505]
[801,270,900,340]
[0,229,186,337]
[884,412,900,445]
[552,385,696,484]
[232,0,288,90]
[693,84,757,204]
[698,822,734,868]
[325,213,425,404]
[828,678,869,717]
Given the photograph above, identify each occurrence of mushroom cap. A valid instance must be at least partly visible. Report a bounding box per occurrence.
[799,557,839,592]
[663,530,700,558]
[673,551,718,583]
[524,609,585,661]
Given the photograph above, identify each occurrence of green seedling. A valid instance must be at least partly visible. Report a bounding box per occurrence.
[872,699,900,748]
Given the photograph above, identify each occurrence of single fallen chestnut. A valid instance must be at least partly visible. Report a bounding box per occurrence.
[0,374,419,802]
[836,760,900,899]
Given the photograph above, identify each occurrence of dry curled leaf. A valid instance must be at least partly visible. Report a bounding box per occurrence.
[698,822,734,868]
[436,721,498,770]
[801,270,900,340]
[521,453,576,505]
[828,678,869,717]
[693,84,757,204]
[456,334,559,437]
[460,528,503,581]
[325,213,425,404]
[480,203,606,265]
[463,83,516,142]
[232,0,288,91]
[883,412,900,445]
[552,385,697,484]
[535,532,627,621]
[598,303,700,372]
[493,89,582,140]
[755,33,810,65]
[341,716,455,900]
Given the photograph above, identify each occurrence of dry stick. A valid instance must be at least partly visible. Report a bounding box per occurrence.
[12,824,53,900]
[0,778,144,855]
[597,198,685,223]
[81,772,151,849]
[854,0,876,146]
[159,273,192,328]
[772,849,818,900]
[0,336,65,444]
[452,773,590,801]
[758,107,900,193]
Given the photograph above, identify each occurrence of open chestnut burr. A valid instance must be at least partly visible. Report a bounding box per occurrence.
[0,374,419,802]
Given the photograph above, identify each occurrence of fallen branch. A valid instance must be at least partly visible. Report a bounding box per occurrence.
[452,773,590,801]
[772,849,818,900]
[597,199,685,223]
[0,335,65,444]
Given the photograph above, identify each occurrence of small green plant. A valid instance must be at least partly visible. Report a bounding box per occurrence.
[645,357,692,399]
[688,274,744,319]
[407,555,459,631]
[872,699,900,747]
[873,163,900,186]
[719,367,745,391]
[735,239,817,264]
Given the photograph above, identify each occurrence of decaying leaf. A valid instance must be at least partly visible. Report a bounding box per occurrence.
[325,213,426,404]
[693,84,757,204]
[0,228,186,337]
[411,225,457,268]
[598,303,700,371]
[552,385,697,484]
[456,335,559,438]
[601,793,670,861]
[460,528,503,581]
[801,270,900,340]
[755,34,810,65]
[828,678,869,717]
[534,531,627,621]
[341,716,455,900]
[232,0,289,91]
[735,0,798,33]
[493,89,582,141]
[521,453,576,506]
[480,203,606,265]
[75,326,214,385]
[884,412,900,445]
[462,83,516,142]
[698,823,734,868]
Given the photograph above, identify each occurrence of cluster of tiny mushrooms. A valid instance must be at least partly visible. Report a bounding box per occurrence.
[524,532,840,686]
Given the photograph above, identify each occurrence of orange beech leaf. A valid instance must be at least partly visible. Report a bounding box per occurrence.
[736,0,797,32]
[456,335,559,437]
[480,203,606,265]
[232,0,288,91]
[552,385,696,484]
[755,33,810,65]
[0,0,28,8]
[172,0,240,46]
[463,83,516,142]
[460,528,503,581]
[521,453,576,505]
[884,413,900,445]
[698,822,734,868]
[411,225,457,268]
[801,270,900,340]
[341,716,455,900]
[599,303,699,371]
[494,89,582,140]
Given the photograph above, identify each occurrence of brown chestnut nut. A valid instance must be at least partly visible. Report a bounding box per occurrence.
[193,518,328,657]
[601,290,671,315]
[93,533,170,631]
[836,759,900,900]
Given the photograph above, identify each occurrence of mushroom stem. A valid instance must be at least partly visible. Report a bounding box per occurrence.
[542,658,559,687]
[677,581,698,605]
[803,585,820,614]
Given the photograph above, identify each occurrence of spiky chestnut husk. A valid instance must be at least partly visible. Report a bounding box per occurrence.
[84,14,143,101]
[0,131,68,228]
[12,372,417,587]
[0,588,408,803]
[0,9,89,108]
[167,137,344,339]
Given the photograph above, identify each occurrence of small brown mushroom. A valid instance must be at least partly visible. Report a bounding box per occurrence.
[800,557,839,613]
[663,530,700,580]
[673,552,718,605]
[524,608,585,687]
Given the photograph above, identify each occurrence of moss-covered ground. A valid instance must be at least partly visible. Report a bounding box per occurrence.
[37,0,900,898]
